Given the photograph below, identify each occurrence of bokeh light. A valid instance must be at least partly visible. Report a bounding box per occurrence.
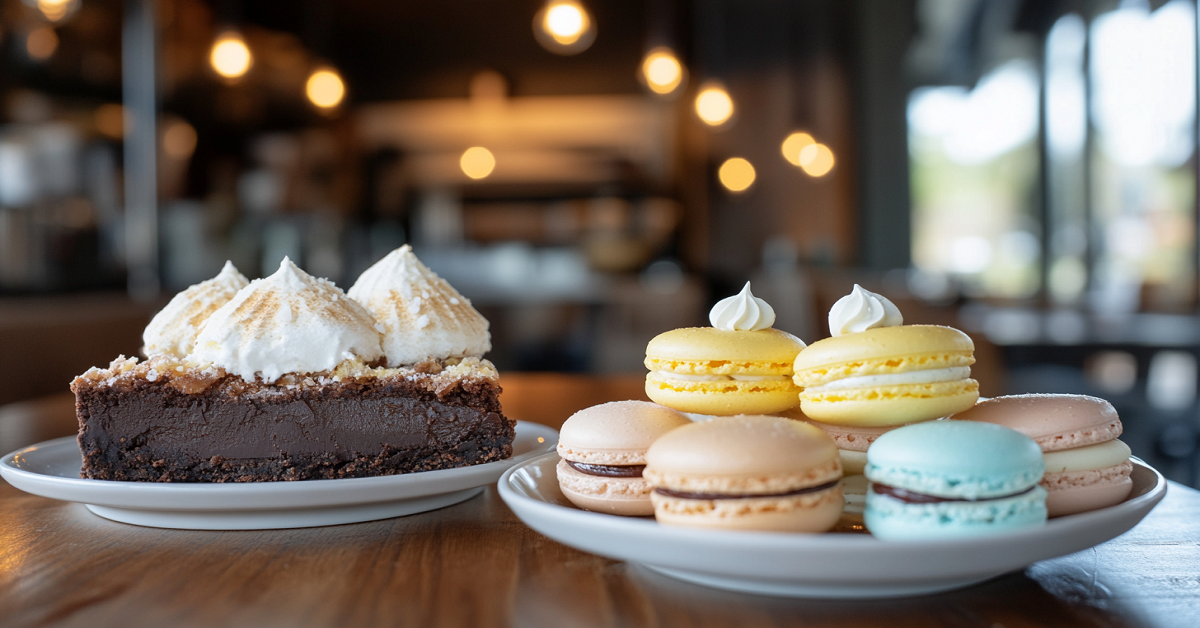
[534,1,596,55]
[799,143,835,177]
[210,32,252,80]
[695,83,734,126]
[461,147,496,179]
[26,27,59,61]
[781,132,815,166]
[718,157,755,192]
[641,48,684,95]
[306,68,346,109]
[162,119,198,159]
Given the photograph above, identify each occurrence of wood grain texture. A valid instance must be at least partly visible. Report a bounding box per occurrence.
[0,374,1197,628]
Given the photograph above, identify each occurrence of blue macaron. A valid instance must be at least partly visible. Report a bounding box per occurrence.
[864,421,1047,540]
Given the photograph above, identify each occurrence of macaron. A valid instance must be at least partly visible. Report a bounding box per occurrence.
[952,394,1133,517]
[645,283,805,416]
[643,415,843,532]
[793,325,980,426]
[556,400,692,516]
[864,421,1047,540]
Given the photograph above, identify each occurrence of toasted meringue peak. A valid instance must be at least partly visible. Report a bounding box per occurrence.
[191,257,383,382]
[348,245,491,366]
[142,261,249,358]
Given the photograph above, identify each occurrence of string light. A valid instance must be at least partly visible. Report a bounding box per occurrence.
[461,147,496,179]
[695,82,734,126]
[641,47,685,95]
[306,68,346,109]
[534,0,596,55]
[718,157,755,192]
[210,31,252,80]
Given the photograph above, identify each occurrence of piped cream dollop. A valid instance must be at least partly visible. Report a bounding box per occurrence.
[709,282,775,331]
[142,261,249,358]
[191,257,383,382]
[828,284,902,336]
[347,245,491,366]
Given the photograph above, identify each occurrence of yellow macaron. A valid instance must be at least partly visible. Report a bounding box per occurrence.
[645,327,805,415]
[644,282,805,416]
[793,324,979,426]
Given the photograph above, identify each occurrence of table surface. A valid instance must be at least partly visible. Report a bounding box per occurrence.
[0,373,1197,628]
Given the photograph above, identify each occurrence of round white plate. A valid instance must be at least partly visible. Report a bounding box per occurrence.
[1,421,558,530]
[498,453,1167,599]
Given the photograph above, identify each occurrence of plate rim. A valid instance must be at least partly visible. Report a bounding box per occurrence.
[0,421,559,511]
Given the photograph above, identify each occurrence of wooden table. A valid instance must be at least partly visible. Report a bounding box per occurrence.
[0,374,1197,627]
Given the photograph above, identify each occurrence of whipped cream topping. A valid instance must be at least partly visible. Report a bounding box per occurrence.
[347,245,491,366]
[191,257,383,382]
[709,282,775,331]
[804,367,971,392]
[828,284,902,336]
[143,261,249,358]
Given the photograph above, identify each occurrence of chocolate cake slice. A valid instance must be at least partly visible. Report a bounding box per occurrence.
[73,250,512,483]
[74,356,513,482]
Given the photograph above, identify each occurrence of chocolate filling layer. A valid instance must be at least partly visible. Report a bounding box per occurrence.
[565,460,645,478]
[654,479,840,501]
[872,483,1036,504]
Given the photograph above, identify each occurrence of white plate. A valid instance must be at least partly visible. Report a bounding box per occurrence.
[498,453,1167,599]
[1,421,558,530]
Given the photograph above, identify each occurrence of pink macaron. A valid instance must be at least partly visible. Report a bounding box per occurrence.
[952,394,1133,517]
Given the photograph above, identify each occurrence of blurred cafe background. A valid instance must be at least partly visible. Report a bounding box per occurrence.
[1,0,1199,487]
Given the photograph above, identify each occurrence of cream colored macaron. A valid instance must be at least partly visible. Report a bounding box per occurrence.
[643,415,843,532]
[645,327,806,415]
[793,325,979,426]
[556,400,692,516]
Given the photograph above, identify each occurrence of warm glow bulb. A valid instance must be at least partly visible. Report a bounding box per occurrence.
[544,2,587,44]
[718,157,755,192]
[800,143,835,177]
[26,26,58,61]
[781,132,815,166]
[306,69,346,109]
[642,48,684,95]
[695,84,734,126]
[210,32,252,80]
[461,147,496,180]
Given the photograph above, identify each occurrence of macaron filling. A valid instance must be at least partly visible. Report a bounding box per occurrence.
[803,366,971,393]
[565,460,646,478]
[871,483,1037,504]
[655,372,791,382]
[653,479,841,501]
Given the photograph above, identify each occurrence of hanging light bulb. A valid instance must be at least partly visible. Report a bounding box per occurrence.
[533,0,596,55]
[695,81,734,126]
[210,31,252,80]
[640,47,686,95]
[306,67,346,109]
[718,157,755,192]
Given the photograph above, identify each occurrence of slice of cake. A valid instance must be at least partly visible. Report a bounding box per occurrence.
[73,252,513,482]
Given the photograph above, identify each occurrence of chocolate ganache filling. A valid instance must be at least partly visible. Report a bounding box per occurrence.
[654,479,841,501]
[565,460,646,478]
[872,483,1036,504]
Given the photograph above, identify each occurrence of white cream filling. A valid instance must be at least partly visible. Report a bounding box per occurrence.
[806,366,971,392]
[654,371,790,382]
